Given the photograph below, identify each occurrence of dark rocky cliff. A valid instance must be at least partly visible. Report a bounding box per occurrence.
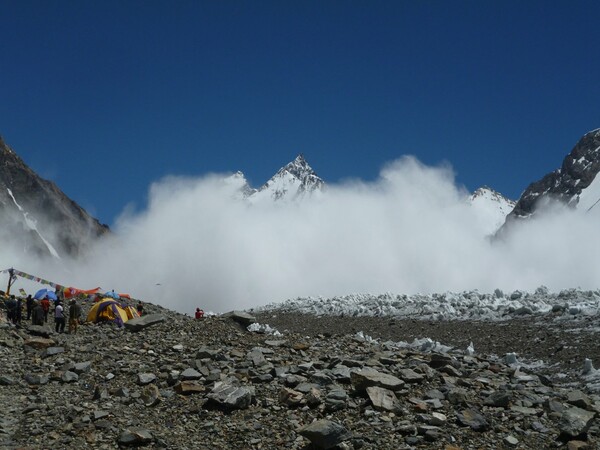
[0,136,109,258]
[497,129,600,237]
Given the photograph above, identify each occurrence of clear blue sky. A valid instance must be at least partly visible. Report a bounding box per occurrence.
[2,0,600,226]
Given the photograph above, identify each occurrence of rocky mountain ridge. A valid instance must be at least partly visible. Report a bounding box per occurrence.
[0,136,108,259]
[501,128,600,230]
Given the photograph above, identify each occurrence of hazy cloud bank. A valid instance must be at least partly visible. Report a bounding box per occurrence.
[3,156,600,314]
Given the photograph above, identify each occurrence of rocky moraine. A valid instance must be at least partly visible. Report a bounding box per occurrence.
[0,299,599,449]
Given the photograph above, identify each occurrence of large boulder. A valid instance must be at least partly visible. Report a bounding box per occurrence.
[558,407,596,438]
[221,310,257,326]
[350,368,405,392]
[366,386,401,412]
[206,381,254,410]
[299,419,351,449]
[124,314,165,332]
[26,325,52,338]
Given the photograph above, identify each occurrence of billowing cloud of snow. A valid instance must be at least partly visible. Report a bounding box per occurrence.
[2,155,600,314]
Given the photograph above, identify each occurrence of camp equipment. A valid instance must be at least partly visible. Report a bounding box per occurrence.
[86,298,139,327]
[34,289,58,301]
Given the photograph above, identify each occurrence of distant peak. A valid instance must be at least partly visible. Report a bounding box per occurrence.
[471,186,514,204]
[279,153,318,179]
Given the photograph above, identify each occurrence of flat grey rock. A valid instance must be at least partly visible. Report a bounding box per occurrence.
[299,419,351,449]
[222,310,257,326]
[124,314,165,331]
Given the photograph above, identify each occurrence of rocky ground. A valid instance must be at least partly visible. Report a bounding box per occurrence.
[253,311,600,383]
[0,300,599,450]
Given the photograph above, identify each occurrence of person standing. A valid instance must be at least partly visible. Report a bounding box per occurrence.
[54,301,65,333]
[26,295,33,320]
[6,296,16,323]
[32,301,44,326]
[40,297,50,322]
[68,300,82,334]
[137,301,144,316]
[15,297,22,324]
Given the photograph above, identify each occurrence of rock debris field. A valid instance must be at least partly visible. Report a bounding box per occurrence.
[1,296,599,450]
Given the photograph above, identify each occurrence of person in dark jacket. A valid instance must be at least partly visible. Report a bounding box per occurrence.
[26,295,33,320]
[6,296,16,323]
[68,300,82,334]
[32,301,45,326]
[15,297,22,324]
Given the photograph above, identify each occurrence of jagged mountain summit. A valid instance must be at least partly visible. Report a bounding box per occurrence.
[230,154,325,203]
[499,128,600,233]
[251,154,325,203]
[468,186,516,235]
[0,136,108,259]
[230,155,515,234]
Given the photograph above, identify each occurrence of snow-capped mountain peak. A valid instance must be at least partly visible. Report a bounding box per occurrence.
[275,154,315,180]
[249,154,324,203]
[469,186,515,235]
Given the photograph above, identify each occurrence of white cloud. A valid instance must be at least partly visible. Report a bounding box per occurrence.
[2,156,599,314]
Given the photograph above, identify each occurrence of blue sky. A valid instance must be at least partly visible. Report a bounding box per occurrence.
[2,0,600,226]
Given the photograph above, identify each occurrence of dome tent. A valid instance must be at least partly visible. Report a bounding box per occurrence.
[86,298,139,327]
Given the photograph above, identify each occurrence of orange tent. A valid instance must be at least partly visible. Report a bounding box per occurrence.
[63,287,101,299]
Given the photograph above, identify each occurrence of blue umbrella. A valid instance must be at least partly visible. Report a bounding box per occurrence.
[34,289,58,301]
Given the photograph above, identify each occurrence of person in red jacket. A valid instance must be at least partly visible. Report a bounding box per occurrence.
[195,308,204,319]
[40,297,50,323]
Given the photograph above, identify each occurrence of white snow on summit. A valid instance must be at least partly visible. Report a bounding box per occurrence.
[250,154,324,204]
[468,186,515,235]
[228,154,324,204]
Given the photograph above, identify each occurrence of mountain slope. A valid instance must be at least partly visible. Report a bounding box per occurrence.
[0,136,109,259]
[508,128,600,220]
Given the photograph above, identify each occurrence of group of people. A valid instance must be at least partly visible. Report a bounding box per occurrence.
[2,292,83,334]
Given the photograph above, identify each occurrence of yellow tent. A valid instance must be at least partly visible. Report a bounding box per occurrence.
[124,305,139,320]
[86,298,138,327]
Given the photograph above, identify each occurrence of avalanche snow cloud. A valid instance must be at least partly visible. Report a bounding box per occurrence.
[53,157,600,313]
